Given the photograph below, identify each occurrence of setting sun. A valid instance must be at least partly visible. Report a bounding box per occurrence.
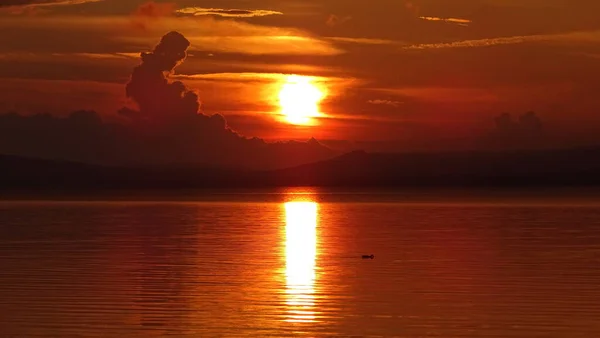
[278,75,325,125]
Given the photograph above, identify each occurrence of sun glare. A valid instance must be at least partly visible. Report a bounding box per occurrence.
[278,75,325,125]
[284,201,318,322]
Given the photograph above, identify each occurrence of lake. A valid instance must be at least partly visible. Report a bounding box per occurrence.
[1,189,600,337]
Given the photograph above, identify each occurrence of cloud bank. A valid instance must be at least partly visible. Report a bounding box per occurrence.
[0,31,336,169]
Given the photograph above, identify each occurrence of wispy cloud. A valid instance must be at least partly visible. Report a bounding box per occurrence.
[404,30,600,50]
[373,87,498,103]
[176,7,282,18]
[419,16,471,26]
[173,72,351,86]
[326,37,402,45]
[0,0,102,6]
[131,1,177,30]
[0,15,343,56]
[174,35,342,55]
[326,14,352,27]
[368,99,403,107]
[67,52,138,59]
[0,51,137,61]
[0,0,103,14]
[173,72,290,83]
[133,1,175,18]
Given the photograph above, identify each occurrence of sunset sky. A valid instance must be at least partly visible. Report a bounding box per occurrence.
[1,0,600,147]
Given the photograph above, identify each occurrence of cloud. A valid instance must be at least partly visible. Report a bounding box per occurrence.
[326,37,401,45]
[169,72,356,121]
[186,61,343,78]
[404,30,600,50]
[176,7,282,18]
[0,14,343,56]
[173,72,334,84]
[0,31,337,169]
[373,87,498,103]
[326,14,352,27]
[403,1,419,15]
[131,1,176,30]
[0,0,101,6]
[368,99,402,107]
[487,111,545,149]
[133,1,175,18]
[181,35,343,55]
[0,0,103,14]
[124,31,202,122]
[419,16,471,26]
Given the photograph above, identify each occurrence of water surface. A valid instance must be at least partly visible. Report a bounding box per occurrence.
[1,190,600,337]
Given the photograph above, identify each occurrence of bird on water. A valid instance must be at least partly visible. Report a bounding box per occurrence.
[362,254,375,259]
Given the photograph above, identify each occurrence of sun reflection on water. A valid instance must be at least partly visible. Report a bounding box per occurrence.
[284,201,318,322]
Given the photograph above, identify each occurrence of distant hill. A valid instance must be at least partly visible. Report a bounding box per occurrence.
[2,147,600,190]
[270,147,600,187]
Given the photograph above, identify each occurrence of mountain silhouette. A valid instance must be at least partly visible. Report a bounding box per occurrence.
[3,146,600,191]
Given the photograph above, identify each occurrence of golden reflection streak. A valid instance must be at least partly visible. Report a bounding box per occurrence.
[284,201,318,322]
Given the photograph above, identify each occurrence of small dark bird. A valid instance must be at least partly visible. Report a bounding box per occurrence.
[362,254,375,259]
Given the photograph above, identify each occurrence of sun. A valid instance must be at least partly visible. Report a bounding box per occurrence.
[278,75,325,125]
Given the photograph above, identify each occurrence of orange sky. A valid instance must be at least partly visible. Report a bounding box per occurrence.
[1,0,600,146]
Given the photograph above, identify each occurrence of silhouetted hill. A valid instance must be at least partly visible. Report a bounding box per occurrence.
[3,147,600,191]
[271,148,600,187]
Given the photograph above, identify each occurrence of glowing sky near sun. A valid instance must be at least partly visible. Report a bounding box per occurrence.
[1,0,600,146]
[278,75,325,125]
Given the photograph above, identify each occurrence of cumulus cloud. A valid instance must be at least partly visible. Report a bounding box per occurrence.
[176,7,282,18]
[124,31,203,122]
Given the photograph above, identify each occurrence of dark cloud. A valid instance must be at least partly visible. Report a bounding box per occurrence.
[0,32,336,169]
[494,111,543,134]
[488,111,545,149]
[125,31,198,121]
